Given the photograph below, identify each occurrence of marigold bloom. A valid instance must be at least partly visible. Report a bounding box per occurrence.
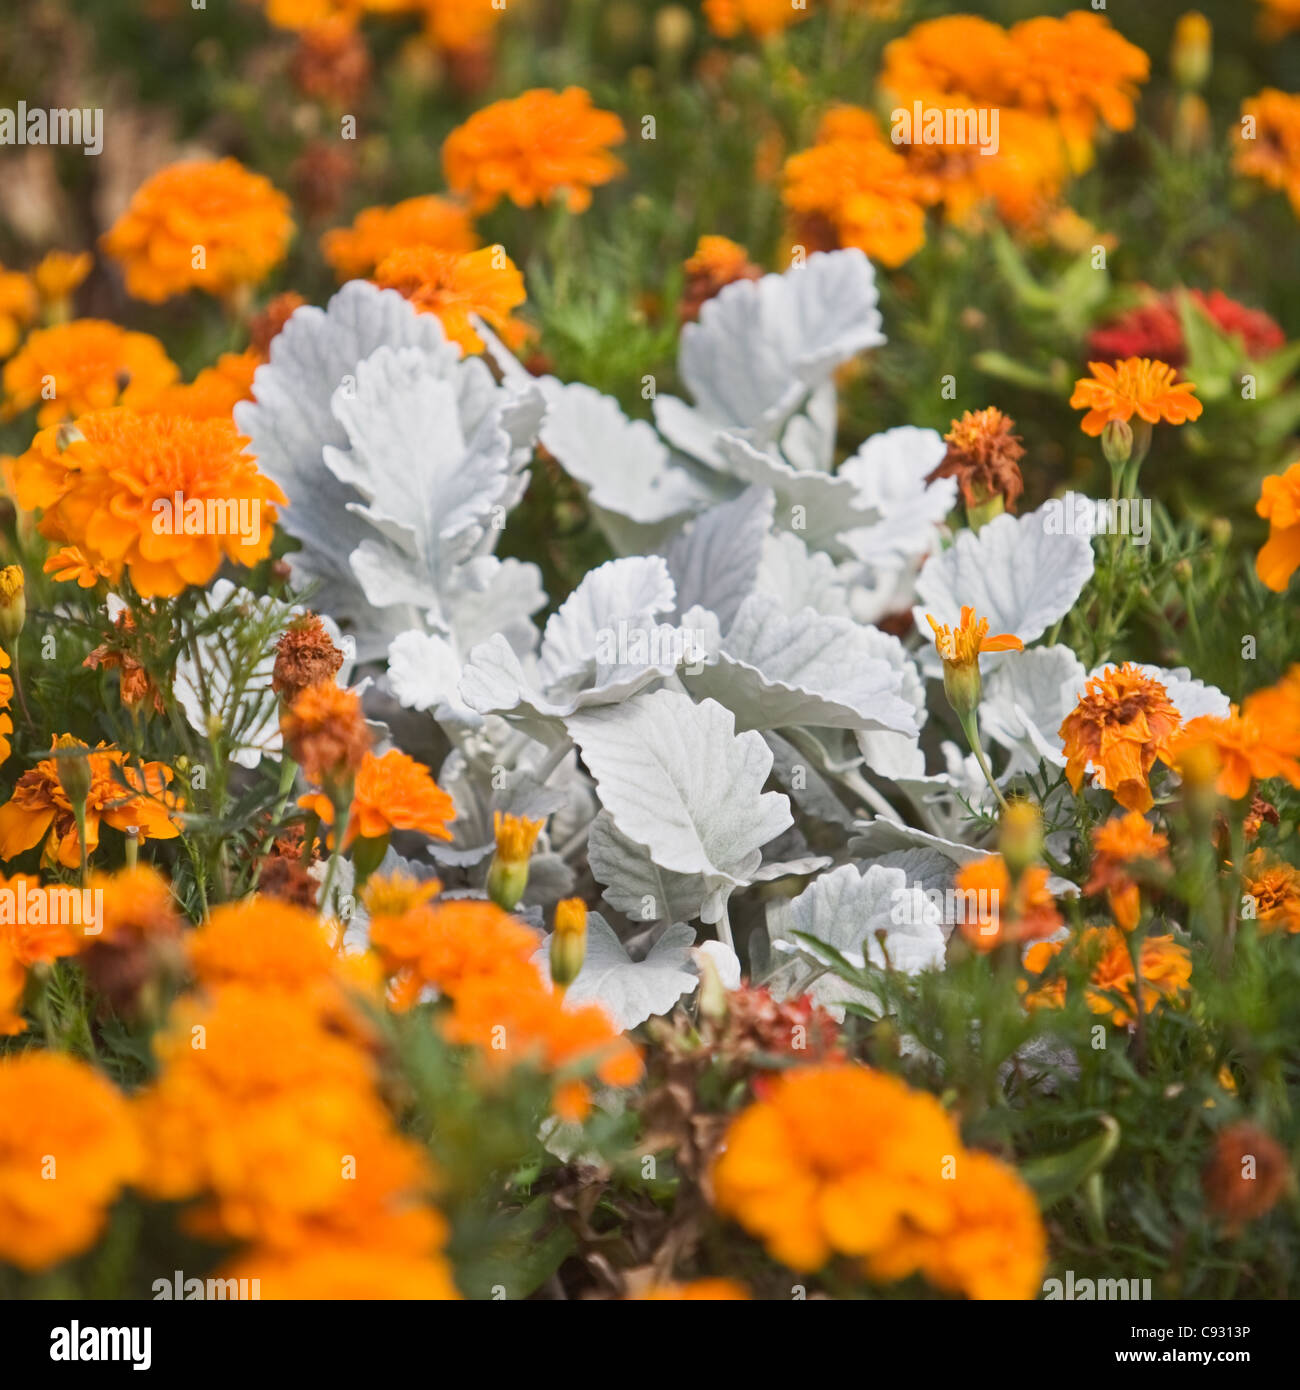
[0,937,24,1036]
[1059,664,1182,812]
[0,648,12,767]
[281,681,370,787]
[141,349,260,422]
[1234,89,1300,217]
[1171,706,1300,802]
[928,408,1025,513]
[13,410,286,597]
[703,0,813,40]
[1086,811,1171,931]
[1258,0,1300,38]
[300,748,454,849]
[866,1148,1047,1301]
[321,195,479,280]
[879,15,1018,104]
[1241,850,1300,934]
[87,864,183,947]
[493,811,544,866]
[927,606,1023,668]
[0,1052,141,1271]
[31,249,93,306]
[1255,460,1300,591]
[1083,926,1192,1026]
[1006,13,1150,159]
[2,320,179,426]
[632,1280,750,1300]
[222,1242,460,1299]
[1202,1122,1290,1230]
[952,855,1062,952]
[442,87,626,215]
[272,614,344,705]
[373,245,526,354]
[0,263,38,358]
[421,0,506,52]
[680,236,762,322]
[101,158,293,303]
[1070,357,1202,436]
[0,736,183,869]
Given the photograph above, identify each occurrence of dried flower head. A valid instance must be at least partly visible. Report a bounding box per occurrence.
[929,407,1025,513]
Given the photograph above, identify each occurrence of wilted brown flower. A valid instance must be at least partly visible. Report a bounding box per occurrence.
[273,614,344,705]
[291,141,358,223]
[280,681,370,787]
[83,609,163,714]
[290,17,371,108]
[679,235,762,323]
[928,407,1025,514]
[1203,1122,1290,1230]
[249,292,306,359]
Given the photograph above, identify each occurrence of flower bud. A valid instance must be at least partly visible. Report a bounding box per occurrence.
[486,811,544,911]
[1101,418,1133,470]
[0,566,25,645]
[999,800,1044,882]
[550,898,588,989]
[53,739,93,809]
[1172,13,1211,92]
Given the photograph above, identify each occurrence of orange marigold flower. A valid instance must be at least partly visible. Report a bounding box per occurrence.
[273,614,345,705]
[1070,357,1202,435]
[0,1051,140,1271]
[1234,89,1300,218]
[1082,925,1191,1026]
[0,264,38,359]
[281,681,371,788]
[680,235,762,322]
[1017,938,1068,1012]
[879,16,1017,104]
[300,748,454,850]
[141,349,260,422]
[420,0,506,52]
[1059,664,1182,812]
[1255,460,1300,592]
[1258,0,1300,39]
[1086,811,1171,931]
[320,195,479,281]
[928,407,1025,513]
[1006,12,1149,159]
[31,249,93,307]
[222,1242,460,1299]
[0,936,25,1036]
[927,606,1024,669]
[0,647,12,767]
[952,855,1062,952]
[442,87,626,215]
[0,735,183,869]
[101,158,293,303]
[866,1148,1047,1301]
[703,0,814,40]
[1170,706,1300,803]
[782,131,929,268]
[2,320,179,426]
[87,864,184,947]
[1241,850,1300,934]
[373,245,526,354]
[1202,1121,1291,1230]
[16,410,287,598]
[632,1279,750,1300]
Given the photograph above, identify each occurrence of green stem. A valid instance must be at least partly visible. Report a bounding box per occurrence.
[959,711,1008,812]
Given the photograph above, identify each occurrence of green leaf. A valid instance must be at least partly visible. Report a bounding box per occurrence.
[1020,1115,1121,1209]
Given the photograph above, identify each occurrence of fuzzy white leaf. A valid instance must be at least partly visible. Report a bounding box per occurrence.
[662,487,774,629]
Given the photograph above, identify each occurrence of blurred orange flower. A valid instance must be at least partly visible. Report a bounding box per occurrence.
[373,245,525,354]
[321,195,479,280]
[1255,459,1300,591]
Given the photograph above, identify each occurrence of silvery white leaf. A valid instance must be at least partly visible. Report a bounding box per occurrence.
[538,556,676,688]
[567,690,793,923]
[535,913,698,1031]
[855,625,928,781]
[446,555,547,659]
[537,380,713,524]
[693,939,742,990]
[765,731,856,828]
[588,811,716,925]
[677,249,885,440]
[913,498,1096,662]
[754,531,851,617]
[781,383,839,474]
[980,645,1085,772]
[684,593,918,734]
[837,426,956,565]
[715,433,878,555]
[752,854,833,882]
[387,629,483,728]
[238,283,458,653]
[662,487,774,629]
[849,817,997,869]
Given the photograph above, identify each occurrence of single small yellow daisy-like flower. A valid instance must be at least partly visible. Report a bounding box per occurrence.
[927,605,1024,668]
[1070,357,1203,436]
[493,811,544,866]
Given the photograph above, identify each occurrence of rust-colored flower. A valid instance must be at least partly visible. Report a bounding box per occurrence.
[373,245,525,354]
[321,196,479,281]
[84,608,164,714]
[290,16,371,106]
[1234,89,1300,217]
[1085,811,1171,931]
[442,87,625,215]
[1088,289,1285,370]
[1169,705,1300,802]
[0,735,183,869]
[1255,460,1300,592]
[291,141,358,224]
[679,236,762,322]
[79,864,185,1016]
[273,614,344,705]
[0,1051,141,1271]
[300,748,454,850]
[13,410,286,598]
[953,855,1062,952]
[1059,664,1182,812]
[928,407,1025,513]
[281,681,370,788]
[2,320,179,425]
[1203,1121,1290,1229]
[1070,357,1202,436]
[101,158,293,303]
